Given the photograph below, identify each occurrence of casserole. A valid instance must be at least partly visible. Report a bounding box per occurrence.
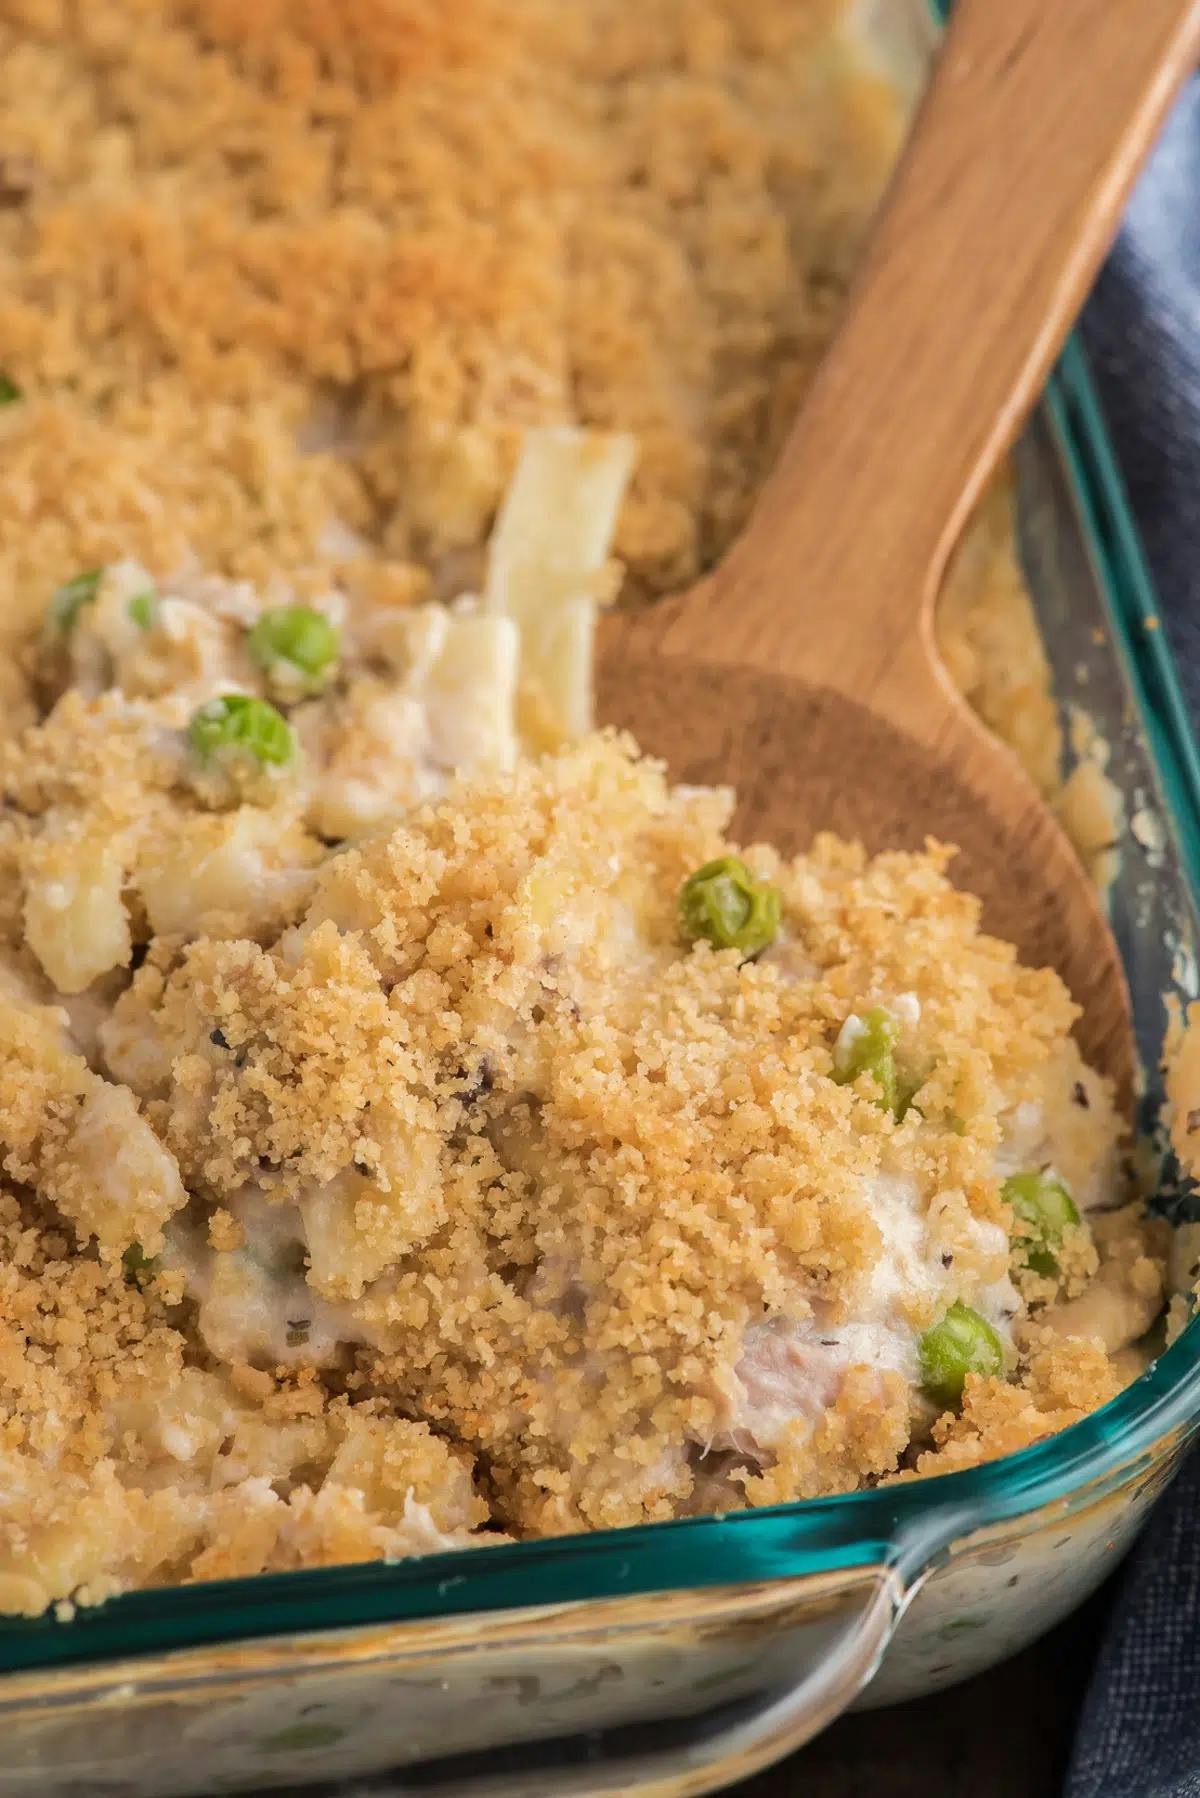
[4,3,1200,1795]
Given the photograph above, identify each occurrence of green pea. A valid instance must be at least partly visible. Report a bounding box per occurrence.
[127,589,157,631]
[832,1004,922,1120]
[247,605,340,689]
[50,567,104,632]
[918,1301,1004,1409]
[1003,1170,1079,1277]
[833,1005,898,1107]
[678,856,781,957]
[188,694,295,770]
[122,1242,159,1290]
[0,372,22,406]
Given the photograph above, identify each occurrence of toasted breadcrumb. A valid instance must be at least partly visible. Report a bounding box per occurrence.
[0,724,1157,1610]
[0,983,186,1258]
[0,1,1159,1617]
[0,0,1076,858]
[0,0,901,652]
[0,1172,498,1615]
[1033,1202,1168,1355]
[913,1334,1125,1480]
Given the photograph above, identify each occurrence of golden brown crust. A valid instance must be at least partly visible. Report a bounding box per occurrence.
[912,1334,1125,1480]
[88,735,1129,1535]
[0,0,902,667]
[0,1167,499,1615]
[0,0,1158,1615]
[0,725,1154,1608]
[0,0,1088,873]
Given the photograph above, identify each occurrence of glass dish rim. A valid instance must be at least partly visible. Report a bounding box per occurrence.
[7,0,1200,1674]
[4,339,1200,1684]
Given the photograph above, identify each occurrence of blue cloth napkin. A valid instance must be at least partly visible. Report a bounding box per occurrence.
[1065,80,1200,1798]
[1080,80,1200,721]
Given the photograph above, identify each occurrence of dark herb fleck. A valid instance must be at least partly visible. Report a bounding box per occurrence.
[941,1251,954,1268]
[0,372,21,406]
[453,1057,495,1107]
[210,1028,229,1049]
[1072,1080,1090,1109]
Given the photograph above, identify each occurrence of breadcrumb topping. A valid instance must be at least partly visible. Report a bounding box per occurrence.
[0,0,1063,844]
[2,720,1156,1612]
[911,1332,1125,1480]
[0,0,1165,1618]
[0,0,903,661]
[0,1166,494,1617]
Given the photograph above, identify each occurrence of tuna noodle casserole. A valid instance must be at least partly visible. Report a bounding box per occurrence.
[0,0,1167,1618]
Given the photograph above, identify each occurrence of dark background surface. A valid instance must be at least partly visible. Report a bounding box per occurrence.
[730,1580,1117,1797]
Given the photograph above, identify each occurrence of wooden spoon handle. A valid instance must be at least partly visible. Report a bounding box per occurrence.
[678,0,1200,700]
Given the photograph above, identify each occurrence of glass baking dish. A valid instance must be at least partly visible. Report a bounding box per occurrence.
[6,3,1200,1795]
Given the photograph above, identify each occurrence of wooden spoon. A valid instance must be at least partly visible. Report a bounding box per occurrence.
[598,0,1200,1095]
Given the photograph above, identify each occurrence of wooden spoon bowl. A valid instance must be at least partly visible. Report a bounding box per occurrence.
[600,0,1200,1097]
[596,657,1095,991]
